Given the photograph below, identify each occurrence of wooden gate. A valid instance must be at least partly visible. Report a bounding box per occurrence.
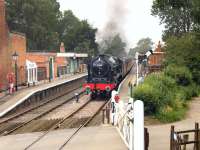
[170,123,200,150]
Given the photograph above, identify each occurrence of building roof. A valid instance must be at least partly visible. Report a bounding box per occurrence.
[56,52,88,58]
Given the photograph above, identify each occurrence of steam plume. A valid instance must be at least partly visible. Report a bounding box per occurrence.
[97,0,129,44]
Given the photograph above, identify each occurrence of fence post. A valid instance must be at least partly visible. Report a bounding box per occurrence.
[144,128,149,150]
[195,123,199,150]
[183,134,189,150]
[134,100,144,150]
[129,120,134,150]
[106,106,110,124]
[102,109,105,124]
[170,126,175,150]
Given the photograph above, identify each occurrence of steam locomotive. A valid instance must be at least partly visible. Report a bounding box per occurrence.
[83,54,133,98]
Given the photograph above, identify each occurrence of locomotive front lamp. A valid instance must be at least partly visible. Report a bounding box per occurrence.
[12,51,19,91]
[105,86,111,92]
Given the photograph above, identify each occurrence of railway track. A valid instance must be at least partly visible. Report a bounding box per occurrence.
[0,85,82,124]
[0,88,86,136]
[23,99,109,150]
[2,75,87,118]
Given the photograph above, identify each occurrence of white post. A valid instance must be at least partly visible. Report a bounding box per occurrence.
[33,68,35,82]
[135,52,139,85]
[134,100,144,150]
[35,67,38,82]
[129,98,134,150]
[111,90,118,125]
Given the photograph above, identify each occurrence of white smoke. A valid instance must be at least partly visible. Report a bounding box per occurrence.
[96,0,129,46]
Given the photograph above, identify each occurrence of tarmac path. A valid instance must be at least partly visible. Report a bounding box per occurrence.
[147,97,200,150]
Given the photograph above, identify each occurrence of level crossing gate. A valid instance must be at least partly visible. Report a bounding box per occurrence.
[107,90,149,150]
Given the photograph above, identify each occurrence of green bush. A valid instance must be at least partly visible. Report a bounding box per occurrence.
[133,68,200,123]
[176,83,200,101]
[133,73,177,114]
[133,84,160,114]
[156,106,187,123]
[164,65,192,86]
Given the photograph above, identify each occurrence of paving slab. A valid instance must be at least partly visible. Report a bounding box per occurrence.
[118,67,136,103]
[0,126,127,150]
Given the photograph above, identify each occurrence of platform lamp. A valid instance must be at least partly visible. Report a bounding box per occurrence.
[12,51,19,91]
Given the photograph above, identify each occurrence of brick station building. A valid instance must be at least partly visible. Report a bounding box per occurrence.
[0,0,26,90]
[0,0,87,91]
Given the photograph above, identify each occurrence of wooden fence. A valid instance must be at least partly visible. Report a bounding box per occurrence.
[170,123,200,150]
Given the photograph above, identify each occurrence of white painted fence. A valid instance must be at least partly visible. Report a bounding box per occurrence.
[111,90,145,150]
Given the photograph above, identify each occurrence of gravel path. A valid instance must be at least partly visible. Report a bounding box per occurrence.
[147,97,200,150]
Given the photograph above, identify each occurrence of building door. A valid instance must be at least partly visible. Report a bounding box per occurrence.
[70,59,74,73]
[70,58,78,74]
[49,57,54,80]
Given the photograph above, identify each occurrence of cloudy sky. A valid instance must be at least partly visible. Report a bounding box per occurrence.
[58,0,164,48]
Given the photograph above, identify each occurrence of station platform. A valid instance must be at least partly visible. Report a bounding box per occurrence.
[0,73,87,117]
[118,66,136,102]
[0,125,127,150]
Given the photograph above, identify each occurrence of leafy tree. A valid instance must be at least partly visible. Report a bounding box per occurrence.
[151,0,193,40]
[74,20,98,56]
[192,0,200,25]
[164,33,200,84]
[129,37,153,56]
[6,1,98,55]
[6,0,61,50]
[99,34,127,58]
[57,10,80,51]
[57,11,98,56]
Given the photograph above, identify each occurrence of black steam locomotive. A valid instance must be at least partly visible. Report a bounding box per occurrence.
[83,54,133,98]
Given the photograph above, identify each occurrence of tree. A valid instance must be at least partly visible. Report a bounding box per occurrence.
[57,11,98,56]
[129,37,153,56]
[6,0,61,50]
[164,33,200,84]
[99,34,127,58]
[6,1,98,55]
[57,10,80,51]
[192,0,200,23]
[151,0,193,40]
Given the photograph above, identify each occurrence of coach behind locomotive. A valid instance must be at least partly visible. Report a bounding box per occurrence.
[83,54,133,98]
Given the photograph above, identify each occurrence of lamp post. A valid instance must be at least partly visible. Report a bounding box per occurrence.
[12,51,18,91]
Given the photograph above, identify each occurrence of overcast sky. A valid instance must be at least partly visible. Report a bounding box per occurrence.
[58,0,164,49]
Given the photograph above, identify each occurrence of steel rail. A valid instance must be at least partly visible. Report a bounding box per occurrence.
[0,85,82,125]
[0,91,85,136]
[23,96,92,150]
[58,99,111,150]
